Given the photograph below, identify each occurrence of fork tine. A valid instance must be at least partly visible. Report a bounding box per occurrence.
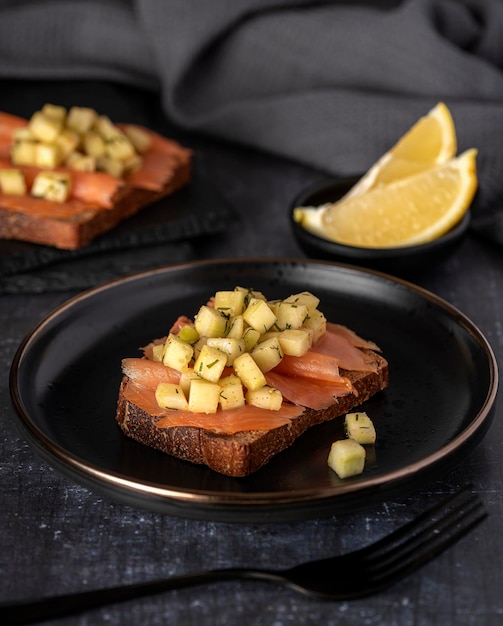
[363,491,487,593]
[360,486,476,559]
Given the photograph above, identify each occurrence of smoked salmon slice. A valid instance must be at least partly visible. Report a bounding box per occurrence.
[273,351,346,383]
[311,324,380,372]
[122,380,304,434]
[0,159,123,209]
[121,357,180,389]
[121,125,192,192]
[265,371,353,410]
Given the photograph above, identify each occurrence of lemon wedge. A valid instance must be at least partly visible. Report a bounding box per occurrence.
[294,149,477,248]
[345,102,457,200]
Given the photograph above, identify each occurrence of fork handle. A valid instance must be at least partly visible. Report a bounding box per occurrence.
[0,568,283,625]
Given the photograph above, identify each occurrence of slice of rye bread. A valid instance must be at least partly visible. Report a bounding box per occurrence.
[0,158,191,250]
[116,350,389,477]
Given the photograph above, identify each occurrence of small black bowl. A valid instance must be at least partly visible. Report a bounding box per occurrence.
[290,177,471,276]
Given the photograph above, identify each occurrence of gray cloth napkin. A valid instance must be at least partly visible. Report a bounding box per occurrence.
[0,0,502,242]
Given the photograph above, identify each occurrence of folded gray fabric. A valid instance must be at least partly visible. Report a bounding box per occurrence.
[1,0,502,239]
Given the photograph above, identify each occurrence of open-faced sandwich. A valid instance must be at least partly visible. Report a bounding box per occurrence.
[0,104,191,249]
[116,287,389,477]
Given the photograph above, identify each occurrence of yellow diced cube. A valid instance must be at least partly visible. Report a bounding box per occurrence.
[31,171,72,203]
[193,344,227,382]
[245,385,283,411]
[283,291,320,313]
[218,375,245,411]
[105,133,136,161]
[66,106,98,134]
[226,315,245,339]
[214,290,246,317]
[82,130,107,159]
[123,124,152,153]
[66,152,96,172]
[94,114,121,140]
[41,103,67,120]
[162,333,194,372]
[96,156,125,178]
[344,412,377,445]
[0,169,27,195]
[233,352,267,391]
[303,308,327,344]
[194,305,228,338]
[243,298,277,333]
[206,337,245,366]
[243,327,261,352]
[155,383,188,411]
[179,367,201,396]
[251,337,283,372]
[34,143,63,168]
[327,439,366,479]
[28,111,64,143]
[278,329,312,357]
[274,301,309,330]
[188,378,220,413]
[10,140,37,166]
[55,128,81,159]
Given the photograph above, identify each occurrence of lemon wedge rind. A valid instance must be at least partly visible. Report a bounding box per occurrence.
[295,148,478,249]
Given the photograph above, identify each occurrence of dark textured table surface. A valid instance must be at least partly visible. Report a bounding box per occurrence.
[0,83,502,625]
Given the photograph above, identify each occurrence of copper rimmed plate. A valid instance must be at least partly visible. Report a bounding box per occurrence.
[9,259,498,521]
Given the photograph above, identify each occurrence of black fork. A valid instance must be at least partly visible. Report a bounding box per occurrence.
[0,486,486,625]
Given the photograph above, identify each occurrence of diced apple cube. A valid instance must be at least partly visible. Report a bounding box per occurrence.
[162,333,194,372]
[41,103,67,120]
[218,375,245,411]
[66,152,96,172]
[188,378,220,413]
[233,353,266,391]
[66,106,98,134]
[193,344,227,382]
[94,114,121,140]
[206,337,245,366]
[226,315,245,339]
[274,301,309,330]
[34,143,63,168]
[105,132,136,161]
[246,385,283,411]
[123,125,152,153]
[55,128,81,159]
[155,383,188,411]
[83,130,107,159]
[243,298,277,333]
[214,290,246,317]
[177,325,200,345]
[304,308,327,343]
[11,140,36,166]
[251,337,283,372]
[96,156,125,178]
[284,291,320,313]
[194,305,228,338]
[344,412,377,445]
[243,327,261,352]
[0,169,27,195]
[28,111,64,142]
[179,367,200,396]
[151,342,165,362]
[278,329,312,357]
[327,439,366,479]
[31,171,71,203]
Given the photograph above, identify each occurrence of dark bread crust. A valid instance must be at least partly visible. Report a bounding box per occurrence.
[0,160,191,249]
[116,350,389,477]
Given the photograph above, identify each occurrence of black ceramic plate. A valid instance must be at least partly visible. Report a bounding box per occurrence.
[291,178,471,276]
[10,259,498,522]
